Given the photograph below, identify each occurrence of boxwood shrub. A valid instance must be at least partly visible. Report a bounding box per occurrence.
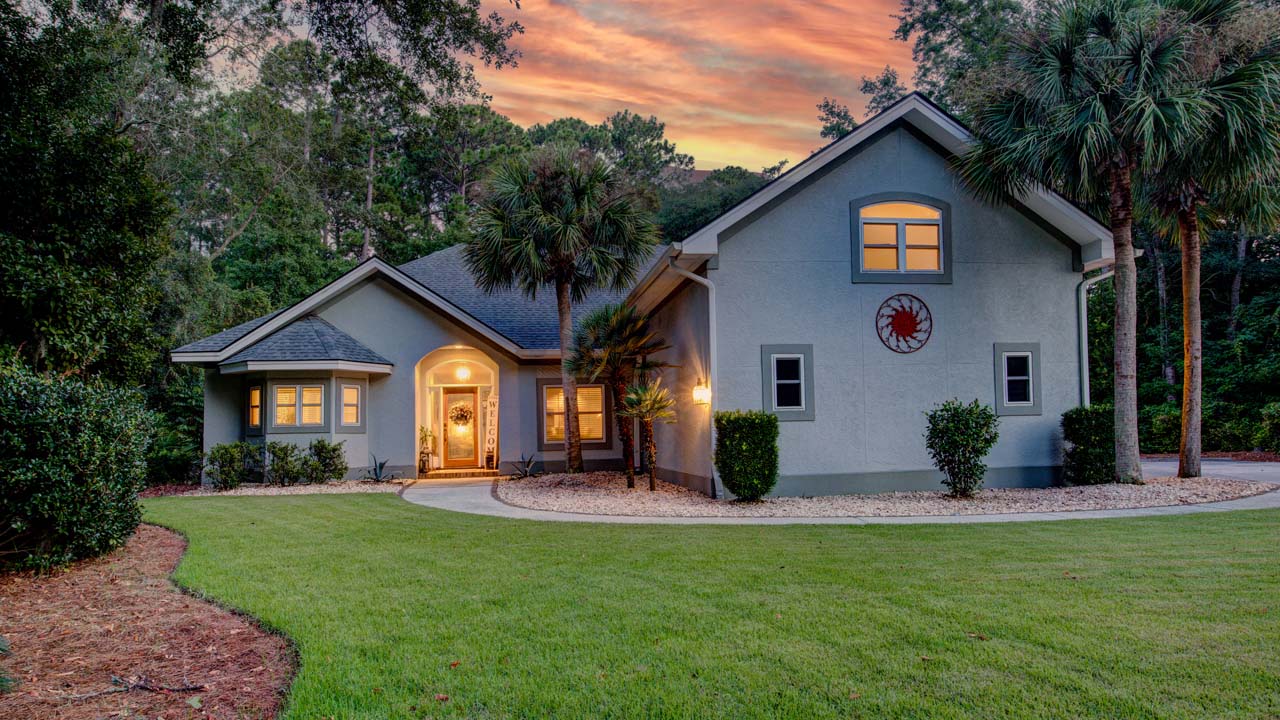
[714,410,779,501]
[306,438,348,483]
[205,441,263,490]
[0,362,151,571]
[1062,403,1115,485]
[266,441,308,485]
[924,399,1000,498]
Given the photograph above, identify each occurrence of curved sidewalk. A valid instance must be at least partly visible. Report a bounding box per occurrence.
[399,461,1280,526]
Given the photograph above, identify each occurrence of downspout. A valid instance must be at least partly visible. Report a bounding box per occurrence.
[666,245,721,498]
[1076,267,1115,407]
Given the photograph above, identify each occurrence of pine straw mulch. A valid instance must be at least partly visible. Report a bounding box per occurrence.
[0,525,294,720]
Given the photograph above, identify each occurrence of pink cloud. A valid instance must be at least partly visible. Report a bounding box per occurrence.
[475,0,915,169]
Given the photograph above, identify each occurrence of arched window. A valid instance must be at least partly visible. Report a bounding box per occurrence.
[857,200,944,275]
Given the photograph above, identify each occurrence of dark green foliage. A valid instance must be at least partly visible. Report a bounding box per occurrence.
[0,362,151,572]
[657,166,770,242]
[205,442,263,490]
[306,439,349,483]
[266,441,309,486]
[923,399,1000,498]
[1139,402,1182,454]
[714,410,780,501]
[1062,404,1116,486]
[1258,403,1280,453]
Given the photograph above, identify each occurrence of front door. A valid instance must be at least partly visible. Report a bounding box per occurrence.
[443,387,480,468]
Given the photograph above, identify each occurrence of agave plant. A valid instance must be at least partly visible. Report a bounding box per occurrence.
[619,379,676,491]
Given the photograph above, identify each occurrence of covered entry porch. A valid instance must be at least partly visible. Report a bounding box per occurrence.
[415,346,500,477]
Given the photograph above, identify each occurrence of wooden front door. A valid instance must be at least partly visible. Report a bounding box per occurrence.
[443,387,480,468]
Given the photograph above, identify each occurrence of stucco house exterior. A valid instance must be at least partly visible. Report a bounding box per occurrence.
[172,94,1115,497]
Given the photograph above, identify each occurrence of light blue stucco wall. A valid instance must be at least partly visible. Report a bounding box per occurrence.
[649,279,714,493]
[711,126,1080,495]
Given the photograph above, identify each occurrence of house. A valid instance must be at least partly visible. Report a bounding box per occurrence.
[172,94,1115,497]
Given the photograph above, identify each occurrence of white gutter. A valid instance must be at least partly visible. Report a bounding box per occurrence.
[1076,267,1115,407]
[666,245,722,498]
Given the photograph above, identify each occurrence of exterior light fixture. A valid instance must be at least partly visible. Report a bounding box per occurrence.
[692,380,712,406]
[454,365,472,382]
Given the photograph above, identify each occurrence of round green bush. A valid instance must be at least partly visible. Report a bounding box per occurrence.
[924,399,1000,498]
[205,441,262,490]
[1062,403,1115,485]
[0,362,151,571]
[714,410,779,501]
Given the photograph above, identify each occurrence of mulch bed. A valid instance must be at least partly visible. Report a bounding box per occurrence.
[0,525,294,720]
[1143,451,1280,462]
[141,484,204,498]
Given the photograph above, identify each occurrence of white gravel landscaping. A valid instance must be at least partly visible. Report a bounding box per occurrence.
[494,471,1270,518]
[184,480,405,496]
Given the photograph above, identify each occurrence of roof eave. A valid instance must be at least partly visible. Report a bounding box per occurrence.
[218,360,394,375]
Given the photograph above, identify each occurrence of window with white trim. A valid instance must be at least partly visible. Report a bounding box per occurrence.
[341,385,361,426]
[859,201,943,273]
[274,384,324,427]
[771,354,805,410]
[1002,352,1033,406]
[993,342,1041,416]
[248,386,262,428]
[543,385,605,443]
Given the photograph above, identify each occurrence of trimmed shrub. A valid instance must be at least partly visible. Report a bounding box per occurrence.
[305,439,348,484]
[265,441,308,485]
[0,362,151,571]
[1258,402,1280,453]
[714,410,779,501]
[205,442,262,490]
[924,399,1000,498]
[1062,404,1115,485]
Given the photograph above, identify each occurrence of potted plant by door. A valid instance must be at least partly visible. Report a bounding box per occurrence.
[418,425,435,474]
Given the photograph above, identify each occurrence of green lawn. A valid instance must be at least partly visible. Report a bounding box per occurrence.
[144,495,1280,719]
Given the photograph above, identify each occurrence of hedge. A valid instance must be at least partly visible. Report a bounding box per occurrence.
[924,399,1000,498]
[714,410,779,501]
[1062,403,1115,485]
[0,362,151,571]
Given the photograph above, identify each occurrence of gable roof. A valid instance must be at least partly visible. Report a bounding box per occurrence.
[173,309,286,354]
[221,315,391,366]
[675,93,1114,269]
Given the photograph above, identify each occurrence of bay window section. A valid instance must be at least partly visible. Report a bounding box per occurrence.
[273,384,325,427]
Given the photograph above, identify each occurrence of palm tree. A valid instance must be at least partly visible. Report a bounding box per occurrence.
[957,0,1209,483]
[619,380,676,491]
[1143,0,1280,478]
[564,303,671,488]
[466,145,659,472]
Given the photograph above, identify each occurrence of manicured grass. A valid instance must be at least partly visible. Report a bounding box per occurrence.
[144,495,1280,719]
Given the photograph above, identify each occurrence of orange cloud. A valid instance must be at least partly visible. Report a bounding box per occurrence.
[474,0,916,169]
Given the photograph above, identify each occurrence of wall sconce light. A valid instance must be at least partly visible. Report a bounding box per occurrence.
[692,380,712,406]
[454,365,472,382]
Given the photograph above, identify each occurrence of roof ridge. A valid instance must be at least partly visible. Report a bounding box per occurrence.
[307,315,337,358]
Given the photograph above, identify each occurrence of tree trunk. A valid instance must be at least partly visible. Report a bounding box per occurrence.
[361,135,375,260]
[1148,236,1176,401]
[645,420,657,491]
[1177,206,1203,478]
[1228,222,1247,340]
[1109,164,1143,483]
[612,376,635,488]
[557,280,584,473]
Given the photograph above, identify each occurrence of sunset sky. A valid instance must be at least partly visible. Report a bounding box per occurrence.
[472,0,916,170]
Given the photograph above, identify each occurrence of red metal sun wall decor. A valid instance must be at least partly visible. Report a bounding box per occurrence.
[876,293,932,353]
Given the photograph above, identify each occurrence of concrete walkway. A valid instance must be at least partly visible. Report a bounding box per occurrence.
[399,461,1280,525]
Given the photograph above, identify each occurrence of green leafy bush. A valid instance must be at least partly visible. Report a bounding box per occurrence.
[1139,402,1180,453]
[1062,404,1115,486]
[714,410,779,501]
[306,439,348,483]
[0,362,151,571]
[205,442,262,490]
[1258,402,1280,452]
[924,399,1000,498]
[266,441,308,485]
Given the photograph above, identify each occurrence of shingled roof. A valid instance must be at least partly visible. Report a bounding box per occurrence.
[221,315,391,366]
[173,309,287,354]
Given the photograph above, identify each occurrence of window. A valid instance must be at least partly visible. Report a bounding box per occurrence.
[543,385,605,443]
[771,355,804,410]
[341,385,360,426]
[274,384,324,427]
[859,201,942,273]
[760,344,815,421]
[993,343,1041,416]
[248,386,262,429]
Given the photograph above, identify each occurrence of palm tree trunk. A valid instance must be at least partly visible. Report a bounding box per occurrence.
[1147,236,1176,402]
[613,377,635,488]
[1110,164,1143,483]
[645,419,657,491]
[1177,206,1202,478]
[557,280,584,473]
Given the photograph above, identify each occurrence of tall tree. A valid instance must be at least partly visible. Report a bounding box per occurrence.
[958,0,1209,483]
[815,66,907,140]
[1143,0,1280,477]
[467,146,659,472]
[527,112,693,189]
[564,303,670,488]
[892,0,1023,115]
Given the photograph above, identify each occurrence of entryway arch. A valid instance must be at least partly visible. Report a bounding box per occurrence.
[414,346,500,475]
